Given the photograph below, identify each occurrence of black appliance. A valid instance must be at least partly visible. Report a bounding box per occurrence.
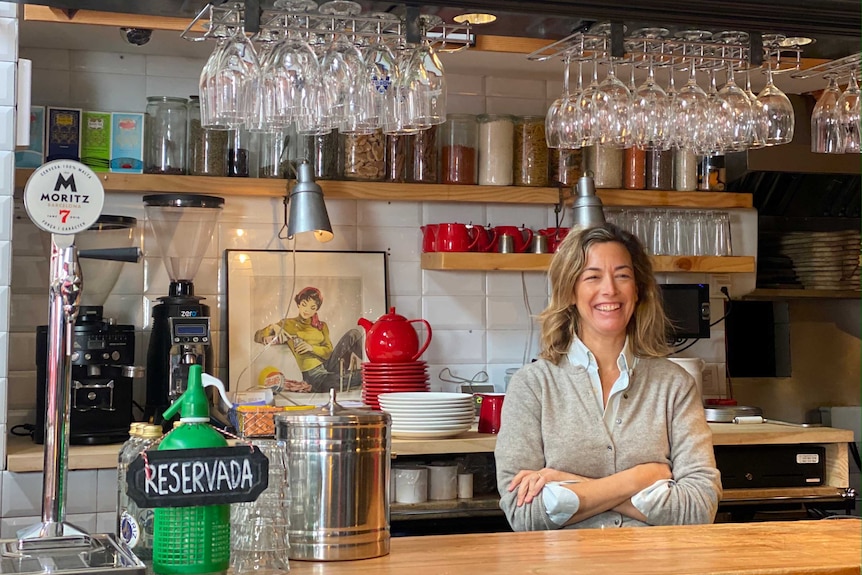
[142,194,224,425]
[715,444,826,488]
[659,283,711,340]
[35,307,136,445]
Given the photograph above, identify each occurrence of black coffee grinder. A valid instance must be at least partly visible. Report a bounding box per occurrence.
[142,194,224,425]
[35,215,141,445]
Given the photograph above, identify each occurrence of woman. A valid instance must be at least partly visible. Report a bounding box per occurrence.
[254,286,363,393]
[495,223,721,531]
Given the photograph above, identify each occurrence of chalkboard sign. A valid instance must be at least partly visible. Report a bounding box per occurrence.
[127,446,269,508]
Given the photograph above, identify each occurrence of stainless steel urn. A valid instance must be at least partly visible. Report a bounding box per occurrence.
[275,390,391,561]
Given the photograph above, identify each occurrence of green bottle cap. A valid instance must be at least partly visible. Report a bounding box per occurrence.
[162,364,210,422]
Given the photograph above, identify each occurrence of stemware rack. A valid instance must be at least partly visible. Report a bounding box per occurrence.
[526,25,806,72]
[789,51,862,82]
[181,1,473,52]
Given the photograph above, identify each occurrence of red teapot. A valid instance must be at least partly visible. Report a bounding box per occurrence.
[357,307,432,363]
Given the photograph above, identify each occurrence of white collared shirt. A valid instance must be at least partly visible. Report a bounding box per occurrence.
[542,335,674,526]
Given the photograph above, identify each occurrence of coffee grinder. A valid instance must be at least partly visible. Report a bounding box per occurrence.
[35,215,141,445]
[142,194,224,424]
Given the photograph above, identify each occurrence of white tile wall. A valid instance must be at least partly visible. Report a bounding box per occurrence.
[0,61,13,106]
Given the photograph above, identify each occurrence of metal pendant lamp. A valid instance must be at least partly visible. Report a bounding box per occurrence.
[287,161,333,242]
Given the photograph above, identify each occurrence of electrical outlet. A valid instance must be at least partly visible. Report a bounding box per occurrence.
[709,274,732,299]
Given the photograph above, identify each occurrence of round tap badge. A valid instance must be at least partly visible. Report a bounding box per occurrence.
[23,160,105,235]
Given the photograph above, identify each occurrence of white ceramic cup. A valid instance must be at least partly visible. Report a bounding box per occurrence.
[426,462,458,501]
[457,473,474,499]
[394,466,428,504]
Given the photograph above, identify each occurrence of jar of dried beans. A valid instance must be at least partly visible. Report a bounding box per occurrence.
[341,129,385,181]
[514,116,549,187]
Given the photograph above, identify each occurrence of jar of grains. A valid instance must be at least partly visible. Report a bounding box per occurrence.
[342,129,385,181]
[645,148,673,190]
[514,116,549,187]
[440,114,478,185]
[298,131,340,180]
[673,148,697,191]
[386,134,410,182]
[410,126,438,183]
[583,145,623,188]
[550,148,582,186]
[145,96,188,174]
[188,97,228,177]
[477,114,514,186]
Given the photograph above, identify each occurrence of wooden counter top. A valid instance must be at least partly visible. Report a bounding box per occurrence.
[5,424,854,473]
[285,520,861,575]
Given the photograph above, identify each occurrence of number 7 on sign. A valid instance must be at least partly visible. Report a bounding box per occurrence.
[59,209,71,223]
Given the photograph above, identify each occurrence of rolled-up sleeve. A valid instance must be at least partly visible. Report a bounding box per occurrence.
[494,372,559,531]
[640,379,722,525]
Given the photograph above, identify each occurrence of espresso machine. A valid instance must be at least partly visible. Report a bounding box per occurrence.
[142,194,224,425]
[35,215,141,445]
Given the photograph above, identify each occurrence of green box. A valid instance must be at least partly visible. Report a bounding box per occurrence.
[81,111,112,172]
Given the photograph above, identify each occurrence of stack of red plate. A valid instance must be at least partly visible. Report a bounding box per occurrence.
[361,361,429,409]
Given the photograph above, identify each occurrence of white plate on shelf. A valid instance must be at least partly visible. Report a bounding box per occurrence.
[378,392,474,403]
[390,428,473,439]
[391,421,474,430]
[382,407,475,417]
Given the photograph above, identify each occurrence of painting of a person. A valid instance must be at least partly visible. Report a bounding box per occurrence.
[254,286,363,393]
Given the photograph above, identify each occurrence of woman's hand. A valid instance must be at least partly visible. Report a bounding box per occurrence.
[293,339,313,354]
[508,468,589,506]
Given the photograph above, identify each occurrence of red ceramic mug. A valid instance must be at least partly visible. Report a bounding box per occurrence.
[492,226,533,253]
[436,223,479,252]
[539,227,570,253]
[477,393,506,434]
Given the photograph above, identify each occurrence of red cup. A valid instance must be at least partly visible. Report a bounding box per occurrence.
[436,223,479,252]
[477,393,505,434]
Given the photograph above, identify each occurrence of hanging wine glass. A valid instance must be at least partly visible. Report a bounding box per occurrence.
[202,15,260,129]
[591,58,631,148]
[744,67,768,149]
[398,14,447,130]
[364,12,400,130]
[672,31,711,152]
[249,24,284,132]
[756,61,795,146]
[837,73,861,153]
[545,54,571,148]
[630,28,671,150]
[717,62,753,151]
[559,57,588,148]
[811,75,844,153]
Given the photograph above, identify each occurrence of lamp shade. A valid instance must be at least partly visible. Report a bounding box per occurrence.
[572,173,606,230]
[287,161,333,242]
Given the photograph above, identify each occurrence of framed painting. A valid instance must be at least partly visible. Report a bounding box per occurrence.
[225,250,387,406]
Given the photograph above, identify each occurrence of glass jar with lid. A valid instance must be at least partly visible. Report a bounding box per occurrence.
[583,145,624,188]
[409,126,438,183]
[385,134,410,182]
[439,114,478,185]
[297,131,340,180]
[188,96,229,177]
[514,116,549,187]
[477,114,514,186]
[145,96,188,174]
[341,129,385,181]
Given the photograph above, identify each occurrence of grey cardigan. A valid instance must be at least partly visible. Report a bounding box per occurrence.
[495,357,722,531]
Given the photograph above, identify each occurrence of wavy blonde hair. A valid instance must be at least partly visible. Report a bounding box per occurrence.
[538,223,671,364]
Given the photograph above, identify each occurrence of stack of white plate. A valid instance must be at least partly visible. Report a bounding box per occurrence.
[378,392,476,439]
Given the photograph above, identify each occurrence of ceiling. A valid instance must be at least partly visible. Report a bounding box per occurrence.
[14,0,862,60]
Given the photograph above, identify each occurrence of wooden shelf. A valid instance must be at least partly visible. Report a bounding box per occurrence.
[14,169,754,208]
[742,288,861,300]
[421,252,756,273]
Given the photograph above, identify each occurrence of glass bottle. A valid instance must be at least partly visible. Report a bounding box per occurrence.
[477,114,514,186]
[440,114,478,185]
[550,148,582,186]
[410,126,438,183]
[583,145,623,188]
[118,424,162,563]
[341,129,385,181]
[144,96,188,174]
[513,115,549,186]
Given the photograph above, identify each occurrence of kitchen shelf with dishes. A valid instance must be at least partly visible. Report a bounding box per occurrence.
[421,252,756,273]
[13,169,753,208]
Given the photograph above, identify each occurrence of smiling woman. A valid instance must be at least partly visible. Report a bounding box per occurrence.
[494,223,722,531]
